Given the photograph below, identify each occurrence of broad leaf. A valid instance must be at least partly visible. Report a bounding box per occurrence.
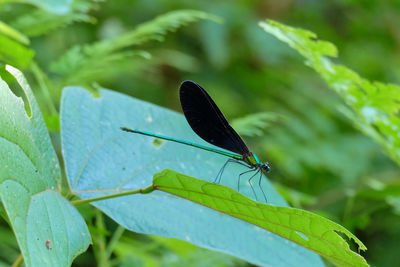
[26,190,90,266]
[259,20,400,166]
[153,169,368,267]
[61,86,324,266]
[0,66,90,266]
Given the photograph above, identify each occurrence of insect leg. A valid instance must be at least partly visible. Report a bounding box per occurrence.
[214,158,250,184]
[214,158,231,184]
[238,169,256,193]
[248,169,261,201]
[258,171,268,203]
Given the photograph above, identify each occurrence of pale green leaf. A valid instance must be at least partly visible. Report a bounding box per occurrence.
[61,86,323,267]
[0,65,90,266]
[26,190,91,266]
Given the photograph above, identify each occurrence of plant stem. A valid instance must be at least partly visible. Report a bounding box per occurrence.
[94,210,109,267]
[105,225,125,259]
[30,61,58,115]
[71,185,154,206]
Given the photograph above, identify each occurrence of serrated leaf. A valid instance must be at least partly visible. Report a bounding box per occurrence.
[112,9,221,47]
[259,19,400,166]
[153,169,368,267]
[61,86,324,267]
[0,65,90,266]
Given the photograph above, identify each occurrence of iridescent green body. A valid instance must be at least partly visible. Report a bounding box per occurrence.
[120,127,268,171]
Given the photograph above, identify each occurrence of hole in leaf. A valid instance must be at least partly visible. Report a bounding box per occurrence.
[296,231,309,241]
[1,67,32,117]
[334,230,360,252]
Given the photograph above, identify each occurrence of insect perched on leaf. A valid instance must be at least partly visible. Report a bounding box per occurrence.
[122,81,271,202]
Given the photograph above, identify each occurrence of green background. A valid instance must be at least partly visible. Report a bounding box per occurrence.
[1,0,399,266]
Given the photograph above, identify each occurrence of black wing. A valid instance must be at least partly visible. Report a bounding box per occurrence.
[179,80,250,155]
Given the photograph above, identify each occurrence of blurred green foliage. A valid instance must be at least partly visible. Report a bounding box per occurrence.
[1,0,400,266]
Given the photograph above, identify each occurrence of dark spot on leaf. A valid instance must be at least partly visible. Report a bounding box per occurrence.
[152,138,164,148]
[46,240,51,250]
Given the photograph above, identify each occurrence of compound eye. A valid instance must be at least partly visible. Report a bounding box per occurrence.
[264,163,271,172]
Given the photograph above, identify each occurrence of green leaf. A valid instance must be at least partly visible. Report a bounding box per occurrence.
[153,169,368,267]
[259,19,400,166]
[0,35,34,68]
[356,180,400,199]
[61,86,324,267]
[0,21,29,45]
[0,65,90,266]
[51,10,221,85]
[386,196,400,215]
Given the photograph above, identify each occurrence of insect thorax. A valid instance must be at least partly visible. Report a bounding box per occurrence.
[243,152,261,166]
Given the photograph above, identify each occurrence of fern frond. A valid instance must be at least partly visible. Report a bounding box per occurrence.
[57,48,151,85]
[110,9,221,48]
[10,0,97,37]
[260,20,400,165]
[50,10,221,85]
[231,112,282,137]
